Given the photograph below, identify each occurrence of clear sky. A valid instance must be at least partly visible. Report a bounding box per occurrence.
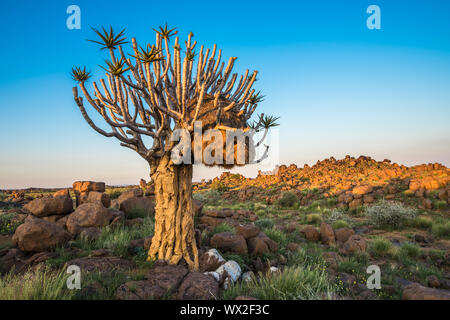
[1,0,449,189]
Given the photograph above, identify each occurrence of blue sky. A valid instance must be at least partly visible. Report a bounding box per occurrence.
[1,0,449,188]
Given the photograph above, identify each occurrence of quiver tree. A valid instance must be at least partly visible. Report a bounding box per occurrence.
[71,25,279,270]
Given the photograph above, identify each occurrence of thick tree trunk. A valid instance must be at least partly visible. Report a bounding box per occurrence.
[146,154,199,270]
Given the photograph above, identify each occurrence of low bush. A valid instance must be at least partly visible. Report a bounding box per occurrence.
[223,266,334,300]
[368,237,392,257]
[399,242,421,258]
[210,223,235,235]
[76,216,154,257]
[306,213,322,225]
[431,220,450,239]
[408,216,432,229]
[255,218,275,230]
[365,200,417,229]
[0,213,22,235]
[0,266,76,300]
[332,220,350,229]
[276,191,299,208]
[193,189,222,205]
[326,208,351,226]
[263,228,288,246]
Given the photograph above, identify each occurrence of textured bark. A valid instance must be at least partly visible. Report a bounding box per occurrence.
[147,154,199,270]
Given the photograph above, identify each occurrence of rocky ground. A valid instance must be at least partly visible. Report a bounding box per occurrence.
[0,155,449,300]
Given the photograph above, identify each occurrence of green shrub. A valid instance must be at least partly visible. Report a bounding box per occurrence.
[0,192,7,201]
[433,200,447,210]
[46,247,76,268]
[276,191,299,208]
[0,213,23,235]
[254,203,267,211]
[193,189,222,205]
[431,220,450,238]
[409,216,432,229]
[332,220,350,229]
[399,242,421,258]
[223,266,335,300]
[73,271,132,300]
[255,218,274,230]
[76,216,154,257]
[306,213,322,225]
[263,228,288,246]
[365,200,417,229]
[0,266,76,300]
[337,252,368,275]
[210,223,235,235]
[368,237,392,257]
[326,208,351,226]
[326,197,338,206]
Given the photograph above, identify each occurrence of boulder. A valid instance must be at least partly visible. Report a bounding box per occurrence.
[119,197,155,217]
[236,224,260,239]
[72,181,106,193]
[117,188,143,203]
[116,264,188,300]
[334,228,355,244]
[193,199,204,216]
[363,194,375,204]
[116,264,190,299]
[402,283,450,300]
[216,260,242,282]
[23,196,73,217]
[302,226,320,241]
[427,275,440,288]
[199,216,224,227]
[66,202,111,234]
[205,209,233,218]
[287,242,301,252]
[199,248,225,272]
[79,191,111,208]
[53,189,71,198]
[322,251,342,269]
[254,232,278,252]
[0,248,26,274]
[320,223,336,245]
[342,235,366,255]
[177,272,219,300]
[247,236,270,256]
[210,232,248,255]
[12,216,71,252]
[352,185,373,195]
